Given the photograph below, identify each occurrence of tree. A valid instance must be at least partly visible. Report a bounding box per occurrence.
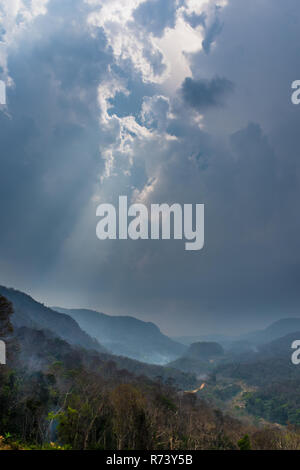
[0,295,13,338]
[238,434,251,450]
[110,384,151,450]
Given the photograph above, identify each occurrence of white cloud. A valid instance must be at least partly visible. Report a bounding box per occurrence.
[85,0,227,86]
[0,0,48,83]
[154,15,204,92]
[87,0,168,83]
[91,0,229,198]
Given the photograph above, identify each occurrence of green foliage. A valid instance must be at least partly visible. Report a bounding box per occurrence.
[245,391,300,426]
[0,295,14,338]
[156,394,177,412]
[238,434,251,450]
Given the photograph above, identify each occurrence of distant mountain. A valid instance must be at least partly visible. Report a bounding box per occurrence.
[184,341,224,360]
[257,330,300,359]
[176,318,300,351]
[54,307,186,364]
[0,286,196,388]
[13,325,196,390]
[240,318,300,345]
[168,341,224,376]
[0,286,106,354]
[218,330,300,397]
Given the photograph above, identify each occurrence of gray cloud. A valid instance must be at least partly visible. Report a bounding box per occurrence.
[133,0,178,38]
[202,11,223,53]
[181,76,234,110]
[183,11,206,29]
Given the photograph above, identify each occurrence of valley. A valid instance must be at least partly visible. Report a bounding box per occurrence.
[1,286,300,450]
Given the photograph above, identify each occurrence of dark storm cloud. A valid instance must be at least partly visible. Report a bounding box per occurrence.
[181,76,234,110]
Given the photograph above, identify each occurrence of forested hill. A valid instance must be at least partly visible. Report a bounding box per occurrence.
[0,286,106,353]
[2,293,300,450]
[0,287,195,389]
[54,307,186,364]
[240,318,300,345]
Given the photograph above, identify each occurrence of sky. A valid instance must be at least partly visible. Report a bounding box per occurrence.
[1,0,300,336]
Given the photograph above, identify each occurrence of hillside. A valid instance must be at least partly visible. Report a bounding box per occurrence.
[167,356,214,376]
[213,331,300,426]
[168,341,224,376]
[1,295,299,450]
[0,287,195,389]
[240,318,300,345]
[0,286,106,354]
[54,307,186,364]
[184,342,224,360]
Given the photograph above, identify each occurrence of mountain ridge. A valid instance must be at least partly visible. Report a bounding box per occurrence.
[240,317,300,345]
[54,306,186,364]
[0,286,107,354]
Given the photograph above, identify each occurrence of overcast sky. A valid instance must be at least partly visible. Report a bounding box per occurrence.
[1,0,300,336]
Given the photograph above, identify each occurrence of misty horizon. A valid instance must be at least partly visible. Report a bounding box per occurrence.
[1,282,299,338]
